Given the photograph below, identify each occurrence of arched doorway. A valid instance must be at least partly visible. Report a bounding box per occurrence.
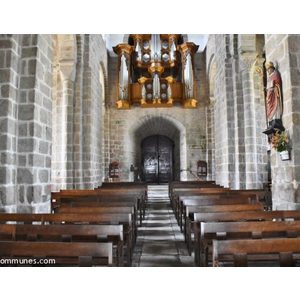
[141,135,174,183]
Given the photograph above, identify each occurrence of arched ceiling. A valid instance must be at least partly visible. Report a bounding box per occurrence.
[104,34,208,56]
[132,114,185,142]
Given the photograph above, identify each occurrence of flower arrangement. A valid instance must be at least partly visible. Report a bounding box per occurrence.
[270,130,290,152]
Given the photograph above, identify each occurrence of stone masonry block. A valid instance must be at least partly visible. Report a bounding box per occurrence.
[0,69,11,82]
[28,59,37,75]
[39,169,49,183]
[29,153,45,167]
[0,51,5,68]
[0,39,12,49]
[0,99,11,117]
[18,123,28,137]
[18,138,34,152]
[18,155,27,167]
[1,152,15,165]
[0,167,9,184]
[0,118,16,135]
[39,140,49,154]
[17,168,33,184]
[1,84,10,98]
[29,122,42,138]
[18,104,34,120]
[21,46,38,58]
[20,76,36,89]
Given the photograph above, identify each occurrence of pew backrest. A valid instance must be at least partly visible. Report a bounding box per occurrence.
[0,241,113,266]
[213,237,300,267]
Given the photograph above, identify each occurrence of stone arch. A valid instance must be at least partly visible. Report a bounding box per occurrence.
[129,114,188,181]
[207,54,217,100]
[57,34,77,65]
[99,61,108,107]
[238,34,256,53]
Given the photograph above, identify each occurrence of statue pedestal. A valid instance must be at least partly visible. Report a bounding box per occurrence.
[263,119,285,136]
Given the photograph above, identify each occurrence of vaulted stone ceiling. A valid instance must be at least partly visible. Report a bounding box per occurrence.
[133,114,185,142]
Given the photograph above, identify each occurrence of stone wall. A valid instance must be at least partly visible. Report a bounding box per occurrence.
[1,33,299,212]
[105,51,208,182]
[0,34,108,212]
[265,34,300,209]
[206,34,268,189]
[0,34,54,212]
[82,34,107,189]
[51,34,107,191]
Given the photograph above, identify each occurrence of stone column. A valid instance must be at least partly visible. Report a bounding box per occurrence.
[0,34,20,211]
[206,97,215,180]
[59,61,76,189]
[240,53,260,189]
[73,57,84,189]
[0,34,54,213]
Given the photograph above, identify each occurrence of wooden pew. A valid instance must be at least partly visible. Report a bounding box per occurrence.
[57,206,137,243]
[168,180,217,198]
[178,196,257,233]
[193,210,300,266]
[51,191,145,220]
[173,188,267,217]
[99,182,147,200]
[98,183,148,209]
[0,213,133,266]
[185,203,264,255]
[213,237,300,267]
[0,223,123,266]
[14,224,123,266]
[169,184,222,208]
[54,196,143,227]
[201,220,300,267]
[57,207,135,266]
[171,187,229,213]
[0,241,113,267]
[0,224,16,241]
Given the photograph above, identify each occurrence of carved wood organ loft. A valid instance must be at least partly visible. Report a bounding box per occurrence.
[113,34,199,109]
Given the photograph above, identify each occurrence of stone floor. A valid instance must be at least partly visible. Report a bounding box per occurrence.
[132,184,195,267]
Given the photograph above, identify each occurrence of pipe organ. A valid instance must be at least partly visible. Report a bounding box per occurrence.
[113,34,199,109]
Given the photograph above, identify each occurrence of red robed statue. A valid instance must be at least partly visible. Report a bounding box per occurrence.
[263,61,285,136]
[265,61,283,122]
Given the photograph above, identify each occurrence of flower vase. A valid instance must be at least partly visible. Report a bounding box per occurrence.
[280,150,290,161]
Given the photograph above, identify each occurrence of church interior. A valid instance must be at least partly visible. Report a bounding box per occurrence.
[1,32,300,270]
[2,0,300,296]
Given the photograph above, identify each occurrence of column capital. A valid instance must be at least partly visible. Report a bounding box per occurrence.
[59,59,76,82]
[240,52,258,71]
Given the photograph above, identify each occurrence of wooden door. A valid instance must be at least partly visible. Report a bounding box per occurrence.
[141,135,174,183]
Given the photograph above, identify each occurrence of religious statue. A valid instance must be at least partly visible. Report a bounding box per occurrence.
[263,61,285,135]
[265,62,283,122]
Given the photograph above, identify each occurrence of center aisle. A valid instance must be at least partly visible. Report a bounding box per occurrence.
[132,184,195,267]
